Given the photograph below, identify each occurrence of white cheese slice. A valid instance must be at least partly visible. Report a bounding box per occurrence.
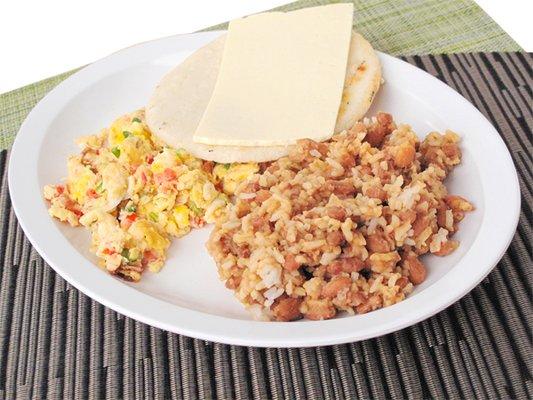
[193,4,354,147]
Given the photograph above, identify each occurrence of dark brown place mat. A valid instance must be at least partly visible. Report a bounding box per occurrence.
[0,52,531,400]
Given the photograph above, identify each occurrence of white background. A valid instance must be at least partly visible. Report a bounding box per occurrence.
[1,0,531,94]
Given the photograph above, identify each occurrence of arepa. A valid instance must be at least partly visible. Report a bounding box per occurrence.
[146,32,381,163]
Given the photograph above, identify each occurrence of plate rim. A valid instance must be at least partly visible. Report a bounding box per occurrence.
[8,31,521,347]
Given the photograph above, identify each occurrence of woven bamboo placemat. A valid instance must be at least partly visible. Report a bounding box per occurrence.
[0,1,531,399]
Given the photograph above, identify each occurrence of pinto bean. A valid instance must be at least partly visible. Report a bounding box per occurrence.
[283,254,300,271]
[360,165,373,176]
[365,128,387,148]
[255,190,271,202]
[402,254,427,285]
[442,143,460,158]
[421,147,439,167]
[399,210,417,224]
[201,161,214,174]
[350,292,367,306]
[225,276,241,290]
[258,162,271,173]
[317,142,329,156]
[396,276,409,289]
[364,113,394,148]
[445,195,474,212]
[219,235,233,254]
[339,152,356,168]
[356,294,383,314]
[326,230,344,246]
[221,235,251,258]
[366,232,392,253]
[251,216,268,231]
[365,186,387,201]
[326,206,347,221]
[412,214,430,236]
[272,297,303,321]
[394,143,416,168]
[327,257,365,275]
[236,246,251,258]
[377,112,393,126]
[328,180,356,197]
[322,276,352,299]
[436,203,449,228]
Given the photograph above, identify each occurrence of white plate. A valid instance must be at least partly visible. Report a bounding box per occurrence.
[9,31,520,347]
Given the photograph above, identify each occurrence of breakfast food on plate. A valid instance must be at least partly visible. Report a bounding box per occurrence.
[44,4,474,321]
[207,113,473,321]
[44,110,258,281]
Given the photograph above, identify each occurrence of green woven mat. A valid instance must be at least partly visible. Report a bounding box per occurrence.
[0,0,521,151]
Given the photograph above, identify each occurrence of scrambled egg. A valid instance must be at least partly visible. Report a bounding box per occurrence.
[44,110,258,281]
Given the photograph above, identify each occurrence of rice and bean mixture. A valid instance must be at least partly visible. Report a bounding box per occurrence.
[207,113,474,321]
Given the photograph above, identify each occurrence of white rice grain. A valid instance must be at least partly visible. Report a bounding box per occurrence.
[239,192,256,200]
[445,209,454,230]
[341,219,354,242]
[258,264,281,288]
[320,252,338,265]
[302,239,326,251]
[430,228,449,252]
[263,286,284,307]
